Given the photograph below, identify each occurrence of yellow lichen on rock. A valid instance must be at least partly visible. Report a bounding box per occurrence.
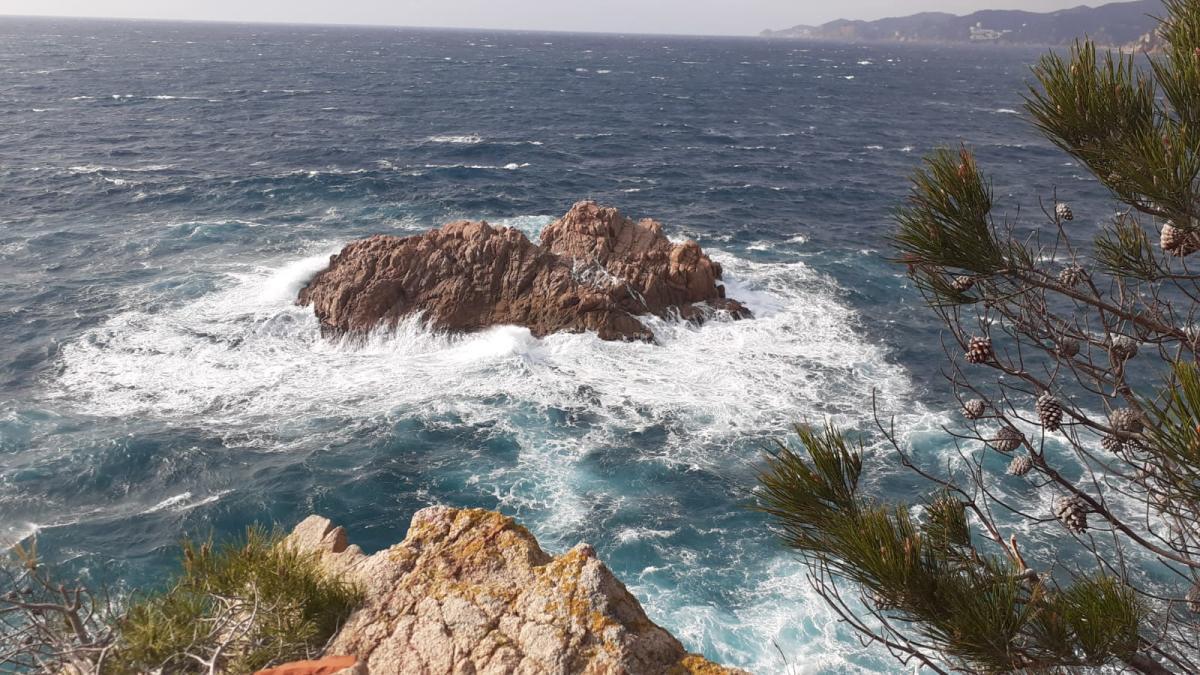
[287,508,748,675]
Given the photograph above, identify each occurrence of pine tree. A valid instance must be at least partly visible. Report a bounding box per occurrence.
[758,2,1200,672]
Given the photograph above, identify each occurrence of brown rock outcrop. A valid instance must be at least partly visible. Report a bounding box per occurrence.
[286,508,747,675]
[297,202,750,342]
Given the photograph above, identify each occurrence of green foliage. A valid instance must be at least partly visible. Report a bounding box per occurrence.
[893,147,1007,275]
[1154,0,1200,131]
[757,428,1146,672]
[104,527,362,675]
[1059,576,1143,662]
[1025,42,1154,176]
[923,493,970,551]
[1143,360,1200,506]
[1094,213,1163,280]
[1026,32,1200,224]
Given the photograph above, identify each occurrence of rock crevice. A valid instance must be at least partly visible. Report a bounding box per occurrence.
[286,507,747,675]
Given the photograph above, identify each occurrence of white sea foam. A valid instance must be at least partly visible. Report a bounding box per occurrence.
[68,164,174,174]
[143,490,232,514]
[52,242,932,671]
[427,133,483,144]
[422,163,528,171]
[636,554,893,673]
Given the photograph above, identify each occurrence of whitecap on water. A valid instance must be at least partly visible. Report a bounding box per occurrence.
[143,490,233,514]
[427,133,483,144]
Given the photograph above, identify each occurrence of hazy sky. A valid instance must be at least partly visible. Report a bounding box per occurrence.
[0,0,1111,36]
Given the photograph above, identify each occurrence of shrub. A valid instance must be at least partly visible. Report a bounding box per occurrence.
[1,527,362,675]
[105,527,362,674]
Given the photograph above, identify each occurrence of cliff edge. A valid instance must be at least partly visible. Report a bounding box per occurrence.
[284,507,747,675]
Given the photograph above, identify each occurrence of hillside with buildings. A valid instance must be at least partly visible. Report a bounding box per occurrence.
[761,0,1160,49]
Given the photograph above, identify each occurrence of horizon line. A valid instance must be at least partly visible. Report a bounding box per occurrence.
[0,12,756,39]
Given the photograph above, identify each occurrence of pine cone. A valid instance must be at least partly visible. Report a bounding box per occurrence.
[1036,393,1063,432]
[1102,434,1125,453]
[1054,495,1089,534]
[1110,407,1144,433]
[992,426,1024,453]
[1055,203,1074,221]
[1122,436,1151,456]
[1161,222,1200,257]
[1188,583,1200,614]
[1109,336,1138,364]
[1058,265,1087,287]
[962,399,986,420]
[965,336,993,364]
[1007,455,1033,476]
[1054,337,1080,358]
[951,275,975,293]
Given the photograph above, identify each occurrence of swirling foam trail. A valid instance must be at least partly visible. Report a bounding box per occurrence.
[53,242,936,672]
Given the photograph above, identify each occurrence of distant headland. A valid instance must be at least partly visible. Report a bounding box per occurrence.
[761,0,1161,50]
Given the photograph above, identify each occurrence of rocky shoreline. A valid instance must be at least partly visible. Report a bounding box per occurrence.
[275,507,747,674]
[298,201,750,342]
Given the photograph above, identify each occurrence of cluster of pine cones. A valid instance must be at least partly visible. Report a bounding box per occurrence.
[1055,200,1200,260]
[951,200,1194,544]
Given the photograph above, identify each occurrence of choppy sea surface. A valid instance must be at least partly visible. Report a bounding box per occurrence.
[0,17,1117,673]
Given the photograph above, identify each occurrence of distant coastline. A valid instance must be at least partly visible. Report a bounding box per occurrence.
[761,0,1161,51]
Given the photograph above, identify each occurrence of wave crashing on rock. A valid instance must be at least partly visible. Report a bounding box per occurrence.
[297,201,751,342]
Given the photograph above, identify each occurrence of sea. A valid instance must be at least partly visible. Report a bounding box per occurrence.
[0,17,1120,673]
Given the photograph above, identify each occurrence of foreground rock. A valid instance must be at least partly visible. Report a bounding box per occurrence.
[256,655,362,675]
[297,201,750,342]
[286,507,747,675]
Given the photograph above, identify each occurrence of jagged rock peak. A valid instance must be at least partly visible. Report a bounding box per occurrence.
[285,507,748,675]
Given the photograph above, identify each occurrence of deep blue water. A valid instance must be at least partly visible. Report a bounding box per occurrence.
[0,17,1119,672]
